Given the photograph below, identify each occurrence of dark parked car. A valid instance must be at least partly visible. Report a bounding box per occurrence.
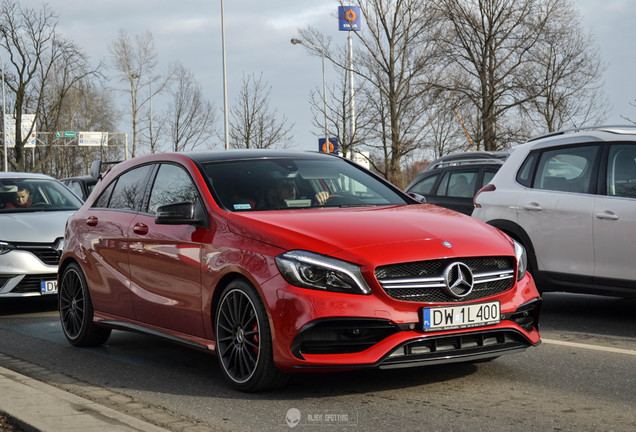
[405,151,508,215]
[58,150,540,391]
[60,175,97,201]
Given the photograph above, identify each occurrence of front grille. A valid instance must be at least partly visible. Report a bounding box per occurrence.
[375,256,515,303]
[14,242,61,266]
[10,274,58,294]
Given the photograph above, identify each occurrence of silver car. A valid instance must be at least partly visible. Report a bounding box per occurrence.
[473,125,636,298]
[0,173,83,298]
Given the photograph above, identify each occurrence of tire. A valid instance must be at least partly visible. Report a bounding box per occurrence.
[59,262,111,347]
[215,279,288,392]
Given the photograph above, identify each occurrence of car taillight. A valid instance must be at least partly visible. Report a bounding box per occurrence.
[473,184,496,208]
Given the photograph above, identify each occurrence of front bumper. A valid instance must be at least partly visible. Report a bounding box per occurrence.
[261,274,541,371]
[0,248,60,297]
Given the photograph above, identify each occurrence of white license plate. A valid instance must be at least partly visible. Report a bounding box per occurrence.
[40,280,58,295]
[422,301,500,332]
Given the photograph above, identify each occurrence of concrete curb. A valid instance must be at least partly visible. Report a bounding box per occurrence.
[0,364,170,432]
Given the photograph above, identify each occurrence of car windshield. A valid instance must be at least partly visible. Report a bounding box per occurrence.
[0,178,84,212]
[203,156,409,211]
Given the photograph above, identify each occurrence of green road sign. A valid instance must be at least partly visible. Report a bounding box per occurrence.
[56,131,76,138]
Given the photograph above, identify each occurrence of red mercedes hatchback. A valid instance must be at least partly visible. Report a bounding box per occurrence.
[58,150,541,391]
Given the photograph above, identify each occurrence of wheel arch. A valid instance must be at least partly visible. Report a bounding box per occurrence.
[210,272,264,334]
[486,219,539,273]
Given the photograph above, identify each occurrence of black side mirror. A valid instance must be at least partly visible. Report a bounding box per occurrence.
[155,202,202,225]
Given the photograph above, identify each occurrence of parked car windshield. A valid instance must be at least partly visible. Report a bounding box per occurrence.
[203,156,409,211]
[0,178,83,212]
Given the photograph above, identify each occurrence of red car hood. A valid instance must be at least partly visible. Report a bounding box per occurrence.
[227,204,513,266]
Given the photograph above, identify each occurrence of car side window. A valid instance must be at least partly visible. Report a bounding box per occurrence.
[66,180,83,198]
[96,165,153,210]
[482,169,497,187]
[533,145,599,194]
[93,182,115,208]
[409,174,439,195]
[516,152,538,187]
[439,171,478,198]
[606,144,636,198]
[147,164,199,214]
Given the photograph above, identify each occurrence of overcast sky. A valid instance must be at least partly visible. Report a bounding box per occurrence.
[16,0,636,154]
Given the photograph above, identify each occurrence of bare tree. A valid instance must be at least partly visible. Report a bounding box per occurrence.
[109,30,172,157]
[229,72,293,149]
[41,76,121,178]
[0,0,100,172]
[167,62,217,152]
[308,63,374,158]
[623,100,636,125]
[521,0,608,132]
[435,0,556,151]
[299,1,444,187]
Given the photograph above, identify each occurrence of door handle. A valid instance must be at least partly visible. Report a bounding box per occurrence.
[521,202,543,211]
[133,223,149,235]
[86,216,98,226]
[596,211,619,221]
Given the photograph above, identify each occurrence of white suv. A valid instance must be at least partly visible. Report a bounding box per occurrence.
[472,126,636,298]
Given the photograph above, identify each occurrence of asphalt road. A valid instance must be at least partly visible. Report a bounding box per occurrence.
[0,292,634,432]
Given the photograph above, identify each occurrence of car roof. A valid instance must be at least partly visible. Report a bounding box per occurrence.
[515,125,636,153]
[425,151,508,170]
[61,175,97,182]
[0,172,56,180]
[527,125,636,143]
[184,149,334,163]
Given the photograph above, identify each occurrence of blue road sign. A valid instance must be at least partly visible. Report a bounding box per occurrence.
[339,6,361,31]
[319,138,339,154]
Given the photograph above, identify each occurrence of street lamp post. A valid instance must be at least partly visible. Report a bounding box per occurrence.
[149,79,153,151]
[291,38,329,153]
[1,53,6,172]
[221,0,229,150]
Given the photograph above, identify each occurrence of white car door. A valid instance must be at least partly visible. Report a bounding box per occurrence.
[517,188,595,276]
[517,144,600,277]
[594,143,636,281]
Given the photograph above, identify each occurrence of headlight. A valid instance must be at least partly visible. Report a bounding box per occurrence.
[513,240,528,281]
[275,250,371,294]
[0,241,15,255]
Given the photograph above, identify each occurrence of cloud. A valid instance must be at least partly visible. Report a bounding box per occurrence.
[266,4,335,30]
[158,17,214,35]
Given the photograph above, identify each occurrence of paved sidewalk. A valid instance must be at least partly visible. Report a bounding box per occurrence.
[0,364,170,432]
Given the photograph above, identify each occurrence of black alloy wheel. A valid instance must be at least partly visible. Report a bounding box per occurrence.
[215,279,287,391]
[59,262,111,347]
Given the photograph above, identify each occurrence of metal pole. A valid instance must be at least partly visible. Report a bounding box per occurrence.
[348,32,355,160]
[149,80,153,152]
[291,39,329,153]
[1,53,6,172]
[320,48,329,152]
[221,0,229,150]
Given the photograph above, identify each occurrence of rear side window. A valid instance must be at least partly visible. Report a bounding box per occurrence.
[437,170,478,197]
[482,169,497,187]
[533,145,599,194]
[606,144,636,198]
[65,180,83,198]
[516,153,538,187]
